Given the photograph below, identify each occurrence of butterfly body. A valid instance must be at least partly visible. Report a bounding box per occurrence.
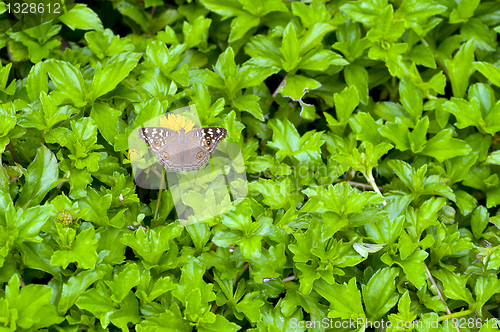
[139,126,227,172]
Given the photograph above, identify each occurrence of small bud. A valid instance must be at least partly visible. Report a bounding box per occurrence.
[56,209,73,227]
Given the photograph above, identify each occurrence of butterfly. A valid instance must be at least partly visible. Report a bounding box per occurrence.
[138,126,227,172]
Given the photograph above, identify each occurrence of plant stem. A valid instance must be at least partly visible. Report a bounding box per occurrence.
[8,141,19,164]
[420,37,449,79]
[154,167,165,220]
[424,262,461,332]
[366,170,387,205]
[272,73,289,99]
[234,263,249,284]
[347,181,384,191]
[150,166,163,182]
[438,309,473,322]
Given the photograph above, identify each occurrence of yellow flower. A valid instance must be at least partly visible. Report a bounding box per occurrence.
[128,149,141,162]
[160,114,195,132]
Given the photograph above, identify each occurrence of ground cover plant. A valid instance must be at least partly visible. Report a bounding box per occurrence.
[1,0,500,331]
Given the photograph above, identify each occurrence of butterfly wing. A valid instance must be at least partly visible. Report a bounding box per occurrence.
[139,127,181,172]
[138,127,178,153]
[186,127,227,153]
[178,127,227,171]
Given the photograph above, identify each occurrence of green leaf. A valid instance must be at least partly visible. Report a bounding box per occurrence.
[383,250,428,290]
[109,292,141,331]
[137,304,192,331]
[58,264,112,314]
[249,243,286,282]
[199,315,241,332]
[349,112,383,144]
[40,92,78,130]
[172,260,216,306]
[16,145,61,209]
[96,227,126,265]
[461,18,496,52]
[280,23,300,72]
[58,4,104,31]
[362,267,400,321]
[420,129,472,162]
[365,215,405,244]
[76,282,114,327]
[442,97,482,131]
[234,291,264,323]
[21,242,62,279]
[334,86,360,123]
[86,28,135,60]
[471,206,489,239]
[484,102,500,135]
[183,17,212,49]
[106,263,141,302]
[51,228,99,269]
[399,76,422,121]
[249,178,292,210]
[373,101,414,127]
[341,0,388,28]
[432,269,474,305]
[26,62,48,103]
[475,275,500,311]
[242,0,287,16]
[450,0,480,23]
[314,278,365,320]
[387,291,417,328]
[267,118,324,164]
[90,103,121,146]
[236,63,279,90]
[292,1,330,28]
[379,118,410,151]
[233,94,264,121]
[44,59,88,107]
[6,275,61,329]
[407,44,436,68]
[444,39,476,98]
[345,65,369,105]
[121,224,182,267]
[473,61,500,88]
[299,23,335,56]
[455,190,477,217]
[408,116,429,153]
[134,98,167,127]
[279,74,321,102]
[12,205,53,247]
[92,52,141,100]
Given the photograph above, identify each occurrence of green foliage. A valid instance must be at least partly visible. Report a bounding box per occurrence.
[1,0,500,331]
